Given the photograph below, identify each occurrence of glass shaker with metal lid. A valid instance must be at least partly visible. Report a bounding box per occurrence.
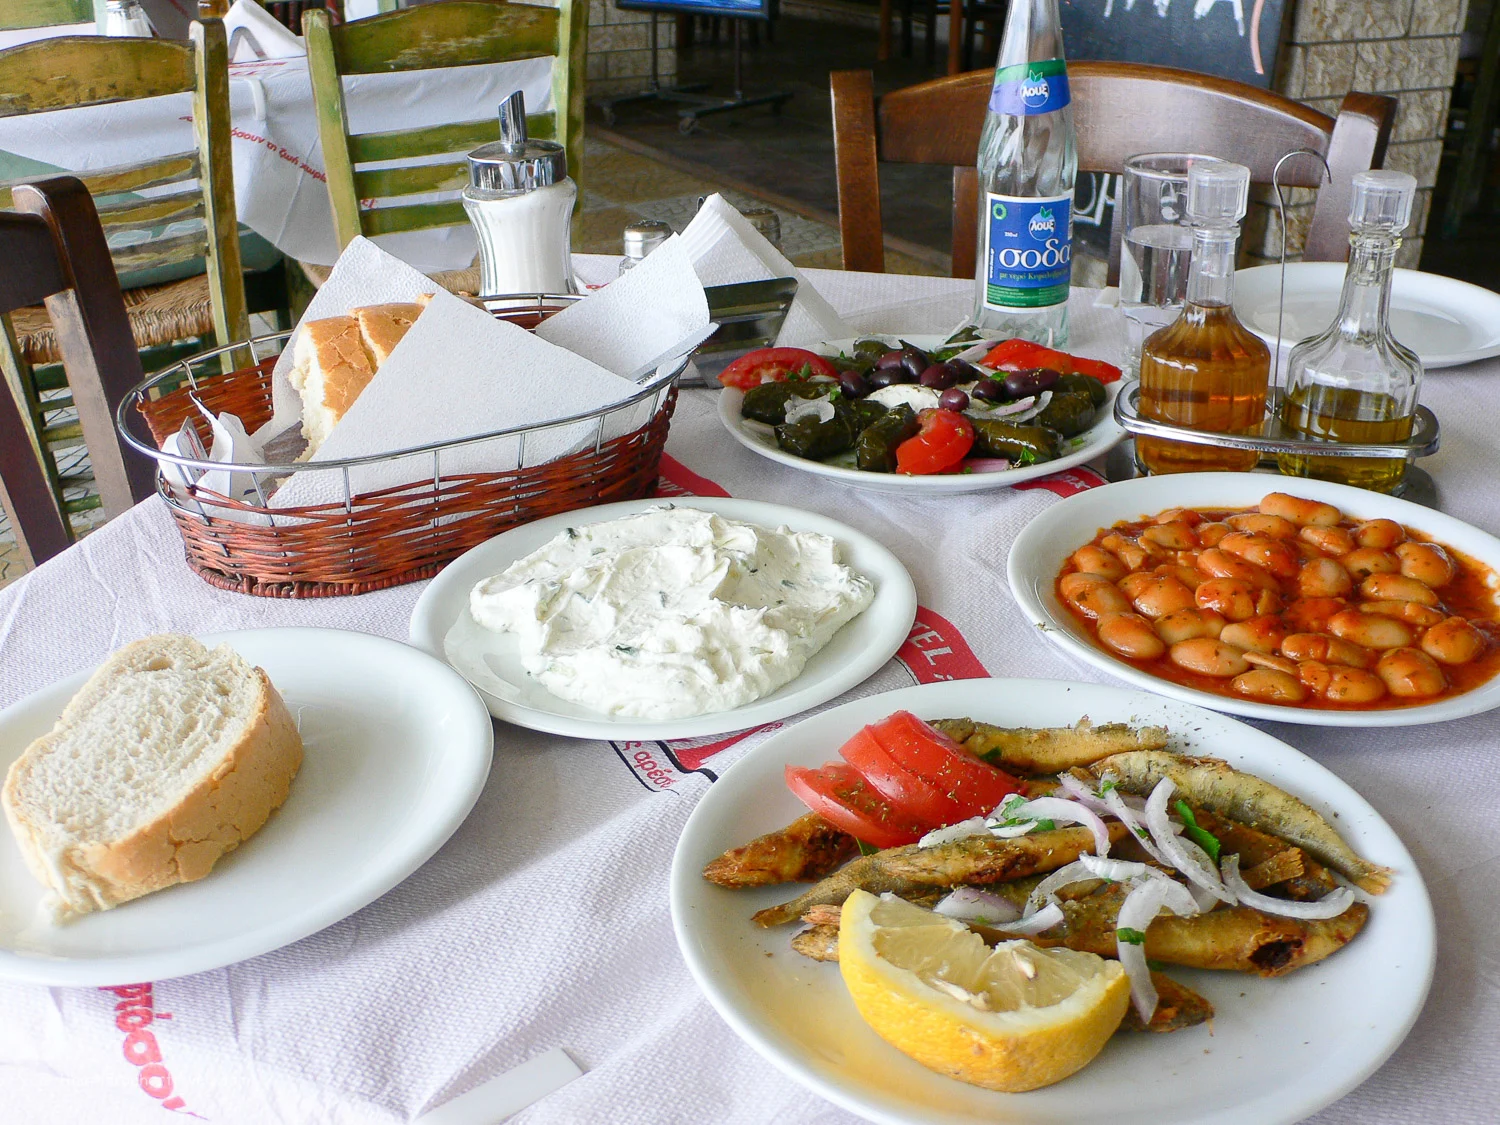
[462,91,577,296]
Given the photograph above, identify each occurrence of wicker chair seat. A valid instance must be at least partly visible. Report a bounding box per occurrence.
[10,271,215,366]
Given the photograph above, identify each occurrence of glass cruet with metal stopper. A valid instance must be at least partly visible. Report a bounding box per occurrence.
[462,90,577,297]
[1136,161,1270,475]
[1276,170,1422,493]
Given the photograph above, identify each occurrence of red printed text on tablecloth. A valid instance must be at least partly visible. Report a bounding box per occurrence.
[1012,466,1107,498]
[100,983,205,1117]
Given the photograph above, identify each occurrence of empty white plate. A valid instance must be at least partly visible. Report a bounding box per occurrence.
[1234,263,1500,368]
[0,628,494,986]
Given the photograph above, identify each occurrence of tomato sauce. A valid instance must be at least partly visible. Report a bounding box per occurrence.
[1056,504,1500,711]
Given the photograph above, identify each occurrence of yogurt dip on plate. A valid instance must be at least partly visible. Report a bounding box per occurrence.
[468,506,875,720]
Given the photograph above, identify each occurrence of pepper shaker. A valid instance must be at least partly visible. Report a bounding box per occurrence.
[620,219,673,274]
[462,91,577,296]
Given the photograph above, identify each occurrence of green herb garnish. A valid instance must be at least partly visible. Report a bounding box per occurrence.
[1175,800,1222,863]
[856,839,879,857]
[1116,927,1147,945]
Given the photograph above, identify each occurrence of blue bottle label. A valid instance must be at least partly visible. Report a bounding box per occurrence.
[988,59,1071,117]
[983,193,1073,310]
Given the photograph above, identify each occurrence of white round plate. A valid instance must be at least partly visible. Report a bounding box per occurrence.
[1234,262,1500,368]
[408,497,918,740]
[1007,473,1500,726]
[670,678,1434,1125]
[0,628,493,986]
[716,335,1124,494]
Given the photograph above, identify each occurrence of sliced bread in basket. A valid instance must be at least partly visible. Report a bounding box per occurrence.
[2,635,303,922]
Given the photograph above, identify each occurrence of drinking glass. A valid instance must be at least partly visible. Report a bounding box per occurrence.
[1119,153,1224,372]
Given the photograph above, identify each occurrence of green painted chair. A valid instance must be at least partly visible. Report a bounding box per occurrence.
[303,0,587,262]
[0,0,95,31]
[0,20,251,530]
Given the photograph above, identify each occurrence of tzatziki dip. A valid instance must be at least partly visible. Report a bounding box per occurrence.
[468,505,875,719]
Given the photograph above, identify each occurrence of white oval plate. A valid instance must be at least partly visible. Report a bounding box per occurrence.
[671,678,1434,1125]
[1234,262,1500,368]
[716,335,1124,495]
[1008,473,1500,726]
[409,497,917,740]
[0,628,493,986]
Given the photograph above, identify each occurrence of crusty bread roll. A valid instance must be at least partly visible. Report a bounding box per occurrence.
[2,635,303,922]
[288,295,433,456]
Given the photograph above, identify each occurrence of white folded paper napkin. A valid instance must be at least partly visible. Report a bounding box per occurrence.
[678,193,852,346]
[223,0,305,61]
[534,235,713,380]
[269,290,642,508]
[257,237,446,444]
[160,400,272,525]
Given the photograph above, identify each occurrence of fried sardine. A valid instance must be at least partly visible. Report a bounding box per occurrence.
[1088,751,1393,894]
[702,812,857,888]
[932,717,1169,775]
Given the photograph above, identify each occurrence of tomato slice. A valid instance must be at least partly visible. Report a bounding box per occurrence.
[980,338,1122,384]
[895,408,975,475]
[717,346,840,390]
[784,763,927,848]
[837,727,965,827]
[869,712,1023,814]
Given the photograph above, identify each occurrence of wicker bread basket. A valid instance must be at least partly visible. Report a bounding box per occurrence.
[116,297,682,598]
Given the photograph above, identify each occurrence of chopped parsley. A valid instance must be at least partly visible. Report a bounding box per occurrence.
[1174,800,1222,862]
[856,839,879,857]
[1116,927,1147,945]
[615,644,638,655]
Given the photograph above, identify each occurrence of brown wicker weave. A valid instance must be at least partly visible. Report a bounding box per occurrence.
[11,272,217,366]
[134,334,679,598]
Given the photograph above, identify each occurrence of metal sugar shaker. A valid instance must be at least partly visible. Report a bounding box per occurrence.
[462,91,577,296]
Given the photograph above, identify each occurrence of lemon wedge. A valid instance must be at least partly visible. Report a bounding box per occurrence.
[838,889,1130,1092]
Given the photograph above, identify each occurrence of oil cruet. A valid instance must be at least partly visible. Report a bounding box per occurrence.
[1276,170,1422,493]
[1135,161,1270,475]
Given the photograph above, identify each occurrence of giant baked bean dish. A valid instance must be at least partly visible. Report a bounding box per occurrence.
[1056,492,1500,709]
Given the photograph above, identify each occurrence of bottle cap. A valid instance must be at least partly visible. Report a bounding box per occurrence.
[623,220,673,260]
[1349,170,1416,231]
[466,91,567,192]
[1186,161,1250,228]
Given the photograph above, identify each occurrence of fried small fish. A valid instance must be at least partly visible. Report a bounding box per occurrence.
[933,717,1169,775]
[790,924,839,961]
[702,812,858,888]
[1089,751,1393,894]
[752,824,1128,928]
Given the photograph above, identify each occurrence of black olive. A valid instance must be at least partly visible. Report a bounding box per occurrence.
[839,370,872,398]
[972,378,1010,403]
[918,362,960,390]
[939,388,970,412]
[868,364,915,389]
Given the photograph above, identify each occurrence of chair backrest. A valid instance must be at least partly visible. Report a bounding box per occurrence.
[0,21,250,348]
[831,62,1396,282]
[303,0,588,253]
[0,0,94,32]
[0,176,154,568]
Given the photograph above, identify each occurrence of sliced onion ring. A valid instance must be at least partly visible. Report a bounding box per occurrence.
[1221,854,1357,920]
[1145,779,1233,904]
[986,796,1114,858]
[1115,877,1200,1024]
[993,901,1065,936]
[918,817,989,848]
[934,886,1022,926]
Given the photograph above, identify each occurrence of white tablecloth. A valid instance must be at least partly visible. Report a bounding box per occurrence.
[0,49,552,272]
[0,267,1497,1124]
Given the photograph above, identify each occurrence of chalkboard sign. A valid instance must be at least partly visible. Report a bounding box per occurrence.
[1059,0,1290,90]
[617,0,771,20]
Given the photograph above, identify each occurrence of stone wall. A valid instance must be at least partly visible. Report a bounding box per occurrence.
[1254,0,1468,266]
[586,2,677,97]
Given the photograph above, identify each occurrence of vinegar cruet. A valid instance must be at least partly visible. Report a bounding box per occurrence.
[1136,161,1270,474]
[1276,170,1422,493]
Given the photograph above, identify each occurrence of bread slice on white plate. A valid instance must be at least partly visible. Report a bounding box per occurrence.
[287,296,434,457]
[2,635,304,922]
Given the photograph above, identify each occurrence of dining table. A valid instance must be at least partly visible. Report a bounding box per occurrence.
[0,26,548,273]
[0,258,1496,1124]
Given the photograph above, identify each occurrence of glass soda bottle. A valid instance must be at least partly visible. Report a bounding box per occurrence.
[1276,170,1422,493]
[972,0,1077,347]
[1136,161,1270,474]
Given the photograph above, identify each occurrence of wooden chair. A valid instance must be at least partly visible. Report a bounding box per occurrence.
[303,0,587,257]
[0,0,93,31]
[0,177,156,569]
[830,62,1397,281]
[0,20,250,522]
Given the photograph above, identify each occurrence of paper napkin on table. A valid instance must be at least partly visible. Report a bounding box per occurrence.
[268,290,640,508]
[678,193,852,346]
[257,237,447,444]
[223,0,305,61]
[533,235,713,380]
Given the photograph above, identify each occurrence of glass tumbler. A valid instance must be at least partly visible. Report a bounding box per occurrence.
[1119,153,1224,373]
